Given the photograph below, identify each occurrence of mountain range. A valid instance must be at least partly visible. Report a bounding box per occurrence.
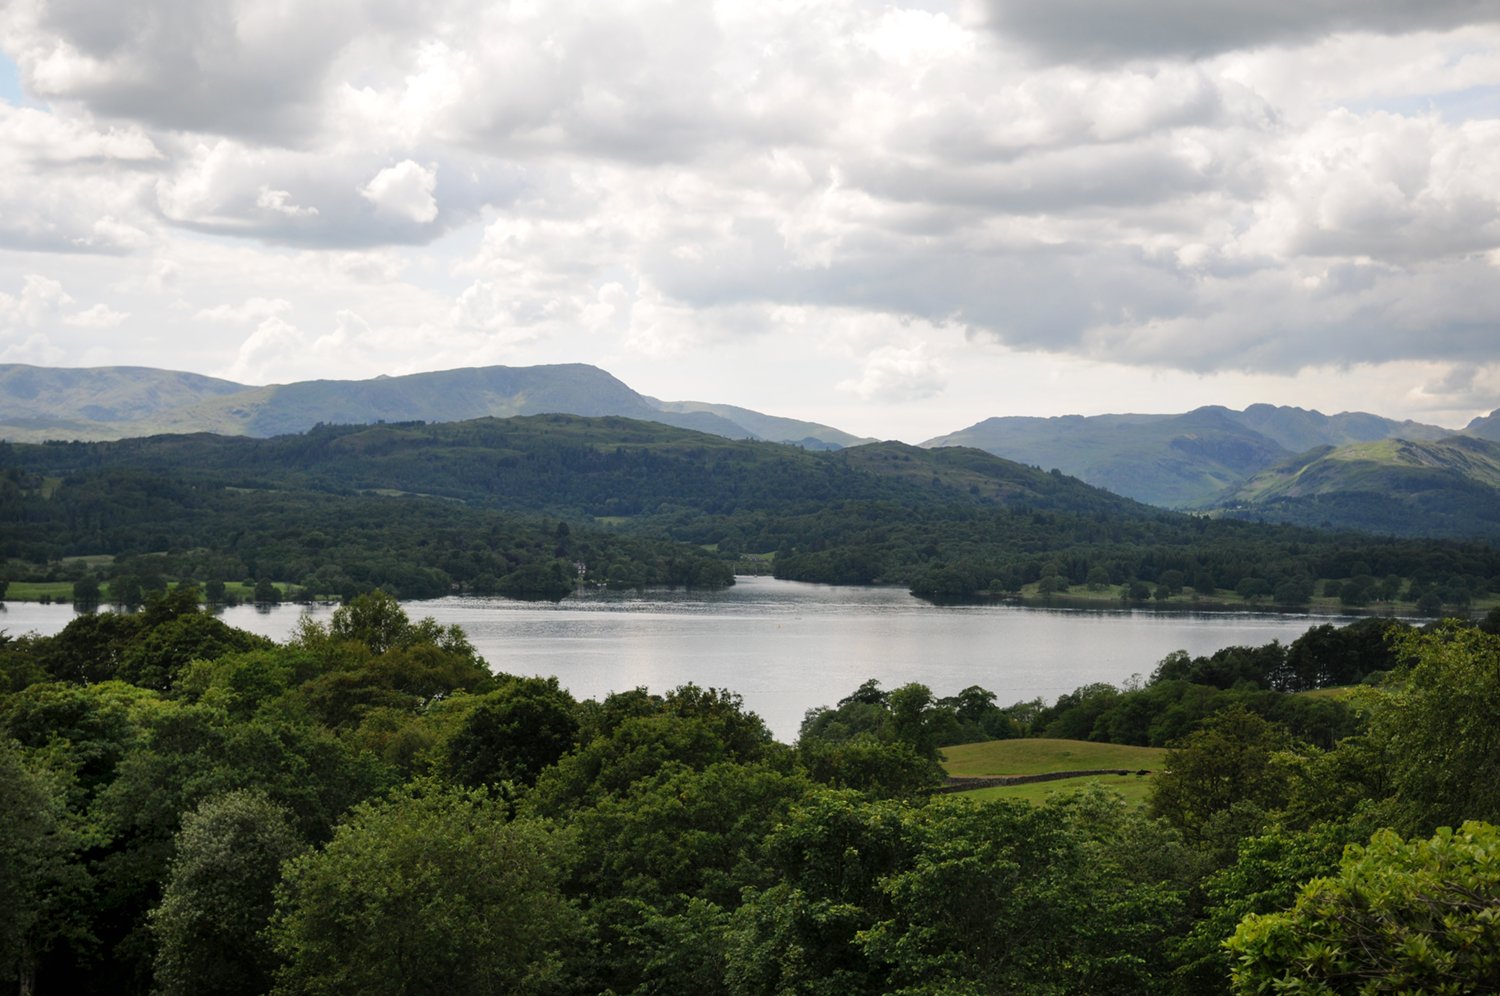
[0,363,870,450]
[5,360,1500,539]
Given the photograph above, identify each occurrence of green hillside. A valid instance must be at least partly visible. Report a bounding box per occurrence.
[0,364,247,439]
[922,404,1453,508]
[1214,436,1500,538]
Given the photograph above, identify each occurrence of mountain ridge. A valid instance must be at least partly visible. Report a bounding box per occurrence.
[0,362,870,450]
[921,404,1461,507]
[1210,435,1500,539]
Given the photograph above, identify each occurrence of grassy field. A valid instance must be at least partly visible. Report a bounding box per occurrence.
[958,772,1158,807]
[0,579,304,603]
[941,738,1168,809]
[4,581,76,601]
[1296,685,1357,699]
[941,738,1166,777]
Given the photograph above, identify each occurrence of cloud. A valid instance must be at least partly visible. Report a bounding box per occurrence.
[978,0,1500,64]
[222,316,304,382]
[838,341,947,403]
[0,104,160,253]
[194,297,293,324]
[0,332,68,366]
[2,274,69,321]
[62,303,129,328]
[1,274,129,340]
[360,160,438,223]
[0,0,414,142]
[154,141,490,246]
[257,186,320,218]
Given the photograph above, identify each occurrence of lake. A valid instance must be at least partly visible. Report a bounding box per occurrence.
[0,577,1354,741]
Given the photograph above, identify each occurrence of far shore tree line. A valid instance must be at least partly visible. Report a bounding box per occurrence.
[7,416,1500,614]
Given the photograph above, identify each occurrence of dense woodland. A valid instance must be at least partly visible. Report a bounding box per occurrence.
[4,592,1500,993]
[4,416,1500,611]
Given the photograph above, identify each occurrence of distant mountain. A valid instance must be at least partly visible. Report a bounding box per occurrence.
[922,405,1454,508]
[1228,402,1450,451]
[649,399,870,450]
[1465,408,1500,442]
[1211,436,1500,538]
[0,364,246,437]
[0,362,870,450]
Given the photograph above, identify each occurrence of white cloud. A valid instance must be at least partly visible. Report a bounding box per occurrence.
[194,297,293,324]
[222,316,304,382]
[838,341,947,403]
[360,160,438,223]
[257,186,320,218]
[0,274,73,326]
[0,332,68,366]
[62,303,129,328]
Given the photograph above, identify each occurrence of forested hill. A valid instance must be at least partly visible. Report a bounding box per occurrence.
[7,415,1500,608]
[4,414,1153,519]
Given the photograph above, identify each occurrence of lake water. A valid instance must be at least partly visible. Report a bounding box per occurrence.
[0,577,1353,742]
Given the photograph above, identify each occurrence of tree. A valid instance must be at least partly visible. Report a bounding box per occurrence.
[111,575,143,607]
[859,795,1188,995]
[444,677,579,788]
[1149,707,1296,850]
[799,734,942,796]
[150,790,304,996]
[269,784,582,994]
[726,791,915,996]
[563,762,810,993]
[886,682,941,760]
[1236,577,1271,602]
[1359,623,1500,833]
[0,741,90,996]
[1172,819,1367,993]
[72,577,100,604]
[326,590,409,654]
[1227,821,1500,995]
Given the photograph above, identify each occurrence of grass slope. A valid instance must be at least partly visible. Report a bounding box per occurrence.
[941,738,1167,807]
[941,738,1166,777]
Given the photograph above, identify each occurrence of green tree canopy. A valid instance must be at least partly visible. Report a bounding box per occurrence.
[269,783,582,995]
[1227,821,1500,995]
[1359,622,1500,834]
[150,790,304,996]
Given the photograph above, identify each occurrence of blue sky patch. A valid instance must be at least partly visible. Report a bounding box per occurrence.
[0,52,22,104]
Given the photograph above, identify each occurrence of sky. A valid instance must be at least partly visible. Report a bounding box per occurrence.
[1,1,1499,442]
